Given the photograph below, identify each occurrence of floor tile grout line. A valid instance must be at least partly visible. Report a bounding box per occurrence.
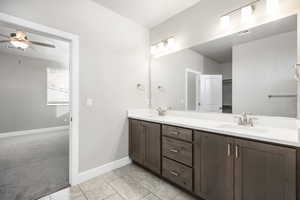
[107,173,151,200]
[107,180,127,200]
[77,164,173,200]
[78,185,89,200]
[105,185,125,200]
[149,192,163,200]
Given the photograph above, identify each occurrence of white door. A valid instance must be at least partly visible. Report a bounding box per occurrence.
[198,75,223,112]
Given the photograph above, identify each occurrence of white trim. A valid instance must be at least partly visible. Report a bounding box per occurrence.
[0,12,80,185]
[185,68,201,111]
[75,157,132,184]
[0,126,69,139]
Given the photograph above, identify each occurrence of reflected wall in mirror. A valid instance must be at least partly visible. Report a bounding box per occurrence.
[151,15,298,118]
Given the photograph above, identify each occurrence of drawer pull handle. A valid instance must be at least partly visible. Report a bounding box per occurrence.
[170,171,179,176]
[170,131,179,135]
[235,145,239,159]
[227,143,231,157]
[169,149,179,153]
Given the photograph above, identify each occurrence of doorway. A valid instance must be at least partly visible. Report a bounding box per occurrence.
[0,26,71,200]
[185,69,223,112]
[0,12,79,200]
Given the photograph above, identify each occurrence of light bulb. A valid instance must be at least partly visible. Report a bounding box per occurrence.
[10,40,29,49]
[166,37,176,49]
[241,5,253,23]
[157,42,165,52]
[150,45,157,55]
[266,0,279,15]
[220,15,231,28]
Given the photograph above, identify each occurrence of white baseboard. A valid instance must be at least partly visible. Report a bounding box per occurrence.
[0,126,69,139]
[75,156,132,185]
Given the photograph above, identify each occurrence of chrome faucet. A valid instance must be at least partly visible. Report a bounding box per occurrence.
[241,112,248,125]
[234,112,257,127]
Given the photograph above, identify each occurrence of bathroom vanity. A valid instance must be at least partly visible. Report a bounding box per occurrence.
[128,110,299,200]
[130,11,300,200]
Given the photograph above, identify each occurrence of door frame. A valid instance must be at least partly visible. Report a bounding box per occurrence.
[185,68,201,111]
[0,12,80,185]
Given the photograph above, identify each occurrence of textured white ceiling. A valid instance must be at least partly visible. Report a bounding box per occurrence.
[93,0,201,28]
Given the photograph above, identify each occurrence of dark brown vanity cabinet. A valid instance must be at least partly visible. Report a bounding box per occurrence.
[129,119,297,200]
[162,125,194,192]
[194,131,296,200]
[194,132,234,200]
[234,139,296,200]
[129,119,161,174]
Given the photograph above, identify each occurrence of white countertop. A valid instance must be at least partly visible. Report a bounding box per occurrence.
[128,109,300,147]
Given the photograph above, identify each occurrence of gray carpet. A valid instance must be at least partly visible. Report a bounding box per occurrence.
[0,130,69,200]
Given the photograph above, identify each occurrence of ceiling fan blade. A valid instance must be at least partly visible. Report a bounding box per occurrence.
[28,40,56,48]
[0,33,9,38]
[0,40,10,43]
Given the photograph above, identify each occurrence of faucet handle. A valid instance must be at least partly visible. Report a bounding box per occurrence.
[234,116,243,125]
[248,117,258,127]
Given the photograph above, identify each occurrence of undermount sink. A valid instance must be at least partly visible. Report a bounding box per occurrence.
[216,124,268,133]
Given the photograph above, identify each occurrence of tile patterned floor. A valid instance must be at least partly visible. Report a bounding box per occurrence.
[40,164,197,200]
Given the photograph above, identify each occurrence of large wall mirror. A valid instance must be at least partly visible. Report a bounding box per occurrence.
[151,14,298,118]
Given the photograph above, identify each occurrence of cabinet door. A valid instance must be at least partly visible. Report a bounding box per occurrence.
[143,121,161,174]
[129,119,145,165]
[194,132,234,200]
[234,139,296,200]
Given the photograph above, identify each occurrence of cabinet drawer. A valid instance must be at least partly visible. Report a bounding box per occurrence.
[162,137,193,166]
[162,157,193,191]
[162,125,193,142]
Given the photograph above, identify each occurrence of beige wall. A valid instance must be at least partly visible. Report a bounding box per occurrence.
[0,0,149,172]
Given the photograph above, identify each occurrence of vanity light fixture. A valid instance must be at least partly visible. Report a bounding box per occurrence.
[266,0,279,14]
[150,37,176,57]
[219,0,281,26]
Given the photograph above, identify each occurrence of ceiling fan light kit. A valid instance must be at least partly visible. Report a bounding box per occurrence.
[0,31,56,50]
[10,40,29,49]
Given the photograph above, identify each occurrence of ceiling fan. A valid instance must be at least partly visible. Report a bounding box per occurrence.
[0,31,55,50]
